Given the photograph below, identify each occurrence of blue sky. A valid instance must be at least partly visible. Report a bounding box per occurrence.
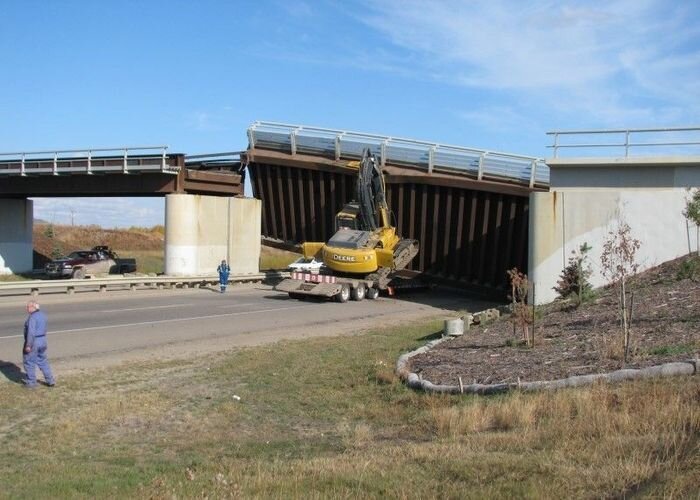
[2,0,698,227]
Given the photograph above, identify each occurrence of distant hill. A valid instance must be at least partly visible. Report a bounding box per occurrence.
[33,223,164,268]
[31,223,296,272]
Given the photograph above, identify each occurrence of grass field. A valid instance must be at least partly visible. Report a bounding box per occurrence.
[115,249,164,275]
[1,319,697,498]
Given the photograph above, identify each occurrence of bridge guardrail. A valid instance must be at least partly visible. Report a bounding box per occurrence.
[0,146,178,176]
[248,120,550,188]
[0,271,289,297]
[546,126,700,158]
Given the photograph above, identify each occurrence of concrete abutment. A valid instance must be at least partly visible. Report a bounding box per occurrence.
[0,198,33,275]
[529,159,700,304]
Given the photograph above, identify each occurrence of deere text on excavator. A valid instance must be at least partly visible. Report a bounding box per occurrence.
[275,148,419,302]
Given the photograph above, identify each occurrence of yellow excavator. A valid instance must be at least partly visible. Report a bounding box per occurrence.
[276,148,419,302]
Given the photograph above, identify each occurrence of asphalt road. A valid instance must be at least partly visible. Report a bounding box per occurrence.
[0,284,494,376]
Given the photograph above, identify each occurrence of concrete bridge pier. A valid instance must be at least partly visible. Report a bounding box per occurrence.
[529,158,700,304]
[0,198,33,275]
[165,194,261,276]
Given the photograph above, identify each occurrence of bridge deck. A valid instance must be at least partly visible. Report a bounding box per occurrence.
[246,122,545,296]
[0,148,244,197]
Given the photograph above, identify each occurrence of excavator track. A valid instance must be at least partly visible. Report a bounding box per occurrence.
[365,238,419,289]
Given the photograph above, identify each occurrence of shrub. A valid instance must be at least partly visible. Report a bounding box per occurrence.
[683,188,700,256]
[507,268,534,347]
[676,256,700,281]
[553,242,593,307]
[600,219,641,365]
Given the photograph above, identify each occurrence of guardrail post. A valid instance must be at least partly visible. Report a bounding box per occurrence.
[67,286,75,295]
[53,152,58,175]
[529,160,537,188]
[380,140,388,167]
[477,153,485,180]
[624,130,630,157]
[21,154,26,176]
[123,149,129,174]
[428,145,436,174]
[334,133,344,161]
[247,126,256,149]
[87,150,92,175]
[290,128,299,156]
[553,133,559,158]
[161,147,167,172]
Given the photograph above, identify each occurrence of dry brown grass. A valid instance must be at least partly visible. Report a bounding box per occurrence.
[1,320,697,498]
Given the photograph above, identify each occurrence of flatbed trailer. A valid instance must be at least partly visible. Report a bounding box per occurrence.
[275,271,380,302]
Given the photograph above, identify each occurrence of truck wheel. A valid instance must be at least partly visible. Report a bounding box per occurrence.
[351,284,366,301]
[366,287,379,300]
[72,268,86,280]
[335,284,350,303]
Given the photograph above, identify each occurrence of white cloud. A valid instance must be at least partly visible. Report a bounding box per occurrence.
[32,197,163,228]
[360,0,700,125]
[278,0,313,19]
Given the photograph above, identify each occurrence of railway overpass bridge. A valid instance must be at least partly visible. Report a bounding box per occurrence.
[3,124,697,301]
[245,122,550,295]
[245,123,700,299]
[0,147,260,276]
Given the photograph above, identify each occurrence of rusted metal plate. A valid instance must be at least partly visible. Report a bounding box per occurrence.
[248,160,530,294]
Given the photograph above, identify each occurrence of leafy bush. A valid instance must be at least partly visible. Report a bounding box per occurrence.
[676,257,700,281]
[553,242,594,307]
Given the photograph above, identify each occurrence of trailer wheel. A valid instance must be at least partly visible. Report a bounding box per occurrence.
[366,287,379,300]
[71,268,86,280]
[351,284,366,301]
[335,284,350,303]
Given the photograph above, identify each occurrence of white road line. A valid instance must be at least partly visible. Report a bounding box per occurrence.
[96,303,193,313]
[0,304,312,340]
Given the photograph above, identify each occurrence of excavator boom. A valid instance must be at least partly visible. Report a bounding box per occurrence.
[277,148,419,302]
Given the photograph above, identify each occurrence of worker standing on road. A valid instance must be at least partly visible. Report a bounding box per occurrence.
[217,259,231,293]
[22,300,56,388]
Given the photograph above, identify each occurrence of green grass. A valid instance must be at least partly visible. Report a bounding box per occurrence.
[0,274,31,282]
[647,344,697,356]
[0,319,698,499]
[117,249,164,275]
[259,250,299,270]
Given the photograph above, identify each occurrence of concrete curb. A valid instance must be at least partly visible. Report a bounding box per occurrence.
[395,335,699,396]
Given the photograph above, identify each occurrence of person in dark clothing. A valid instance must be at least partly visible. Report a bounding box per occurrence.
[22,300,55,388]
[217,259,231,293]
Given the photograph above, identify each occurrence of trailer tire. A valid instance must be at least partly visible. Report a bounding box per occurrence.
[335,284,351,303]
[366,287,379,300]
[71,268,86,280]
[351,284,366,301]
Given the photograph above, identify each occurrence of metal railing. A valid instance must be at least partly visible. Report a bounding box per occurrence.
[0,272,288,297]
[0,146,177,176]
[184,151,245,171]
[248,121,549,188]
[547,126,700,158]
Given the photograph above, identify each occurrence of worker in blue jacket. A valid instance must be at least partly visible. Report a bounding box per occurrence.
[217,259,231,293]
[22,300,55,388]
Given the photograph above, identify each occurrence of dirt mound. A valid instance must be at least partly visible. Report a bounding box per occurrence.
[34,223,164,267]
[410,254,700,385]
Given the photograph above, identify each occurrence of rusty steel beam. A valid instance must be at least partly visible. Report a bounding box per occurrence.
[247,159,530,293]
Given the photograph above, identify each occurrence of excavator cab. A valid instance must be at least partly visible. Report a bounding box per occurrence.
[335,202,361,231]
[280,147,418,301]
